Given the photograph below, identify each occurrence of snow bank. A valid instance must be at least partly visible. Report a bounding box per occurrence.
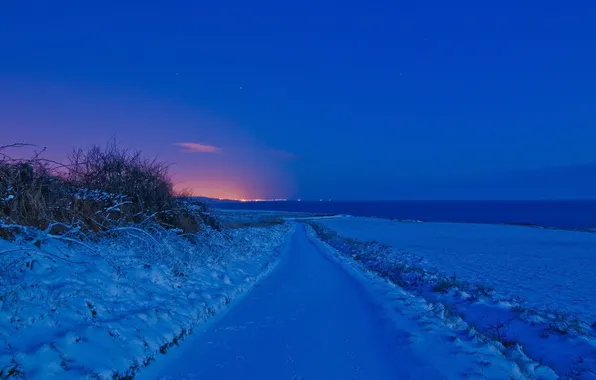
[0,220,292,379]
[310,218,596,378]
[305,225,557,380]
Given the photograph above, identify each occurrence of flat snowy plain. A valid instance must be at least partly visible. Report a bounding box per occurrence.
[319,217,596,320]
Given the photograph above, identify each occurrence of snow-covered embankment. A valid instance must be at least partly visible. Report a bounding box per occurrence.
[0,220,292,379]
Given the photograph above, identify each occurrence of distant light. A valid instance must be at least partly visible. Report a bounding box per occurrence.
[216,197,288,202]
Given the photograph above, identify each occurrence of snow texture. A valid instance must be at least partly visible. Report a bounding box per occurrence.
[315,216,596,378]
[142,224,544,380]
[318,217,596,319]
[0,219,291,379]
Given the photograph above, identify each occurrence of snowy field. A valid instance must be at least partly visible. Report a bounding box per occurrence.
[319,217,596,320]
[4,203,595,378]
[0,220,291,379]
[313,217,596,377]
[214,209,316,228]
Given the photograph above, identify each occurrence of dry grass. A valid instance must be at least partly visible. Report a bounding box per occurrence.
[0,142,220,236]
[66,143,174,216]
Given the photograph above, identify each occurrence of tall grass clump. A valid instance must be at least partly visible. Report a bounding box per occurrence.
[66,143,173,217]
[0,141,220,237]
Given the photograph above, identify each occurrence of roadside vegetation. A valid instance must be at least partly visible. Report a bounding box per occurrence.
[0,141,290,379]
[0,141,220,238]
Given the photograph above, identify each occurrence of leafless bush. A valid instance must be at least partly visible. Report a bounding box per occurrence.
[0,141,220,236]
[67,141,174,215]
[1,144,68,230]
[487,320,516,348]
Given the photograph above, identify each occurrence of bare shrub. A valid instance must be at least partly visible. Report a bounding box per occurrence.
[432,273,459,293]
[1,144,70,229]
[0,141,220,235]
[67,142,174,215]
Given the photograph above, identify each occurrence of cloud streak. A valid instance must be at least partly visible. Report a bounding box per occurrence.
[174,142,221,153]
[269,148,297,160]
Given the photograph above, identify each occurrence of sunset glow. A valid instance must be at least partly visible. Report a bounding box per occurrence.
[0,81,295,200]
[174,180,250,201]
[4,0,593,201]
[177,182,287,202]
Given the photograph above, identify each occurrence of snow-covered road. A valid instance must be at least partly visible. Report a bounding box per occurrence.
[142,224,522,379]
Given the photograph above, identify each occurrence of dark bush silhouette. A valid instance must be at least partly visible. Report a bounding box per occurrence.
[67,143,174,215]
[0,142,220,235]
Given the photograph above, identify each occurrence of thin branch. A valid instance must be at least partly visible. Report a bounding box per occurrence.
[1,247,88,265]
[0,143,36,151]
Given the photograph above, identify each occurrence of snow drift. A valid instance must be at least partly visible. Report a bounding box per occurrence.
[0,217,291,379]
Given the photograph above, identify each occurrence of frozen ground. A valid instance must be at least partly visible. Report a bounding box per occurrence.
[3,207,592,379]
[0,220,291,379]
[314,217,596,377]
[214,209,322,227]
[319,217,596,320]
[141,224,546,380]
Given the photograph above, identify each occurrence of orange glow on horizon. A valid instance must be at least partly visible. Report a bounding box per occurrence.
[174,179,258,201]
[172,163,292,201]
[174,181,288,201]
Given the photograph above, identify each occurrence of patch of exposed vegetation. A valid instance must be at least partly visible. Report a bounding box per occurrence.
[0,141,220,238]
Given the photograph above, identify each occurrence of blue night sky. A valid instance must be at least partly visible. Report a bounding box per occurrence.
[1,1,595,200]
